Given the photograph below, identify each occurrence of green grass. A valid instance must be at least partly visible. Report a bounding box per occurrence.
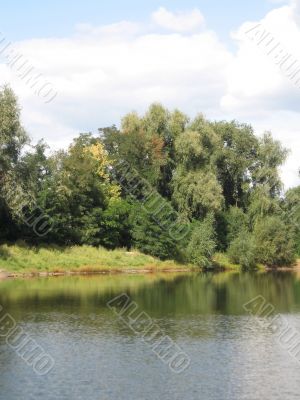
[0,244,274,277]
[213,252,241,271]
[0,243,192,275]
[213,252,265,272]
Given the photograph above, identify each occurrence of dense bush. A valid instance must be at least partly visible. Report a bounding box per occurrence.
[97,199,132,249]
[253,217,296,267]
[223,206,248,247]
[130,204,179,260]
[228,230,257,270]
[284,186,300,257]
[185,215,216,268]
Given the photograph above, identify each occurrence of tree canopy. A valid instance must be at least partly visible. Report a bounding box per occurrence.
[0,88,298,268]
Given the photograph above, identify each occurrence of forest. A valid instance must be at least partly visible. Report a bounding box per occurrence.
[0,86,299,270]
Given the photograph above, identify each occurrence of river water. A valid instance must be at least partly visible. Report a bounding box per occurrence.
[0,271,300,400]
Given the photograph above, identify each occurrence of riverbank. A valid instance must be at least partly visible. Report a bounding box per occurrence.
[0,243,196,278]
[0,243,297,279]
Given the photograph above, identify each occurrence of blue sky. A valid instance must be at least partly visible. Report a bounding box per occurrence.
[1,0,285,42]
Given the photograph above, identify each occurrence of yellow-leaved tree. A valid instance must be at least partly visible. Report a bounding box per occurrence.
[86,142,120,201]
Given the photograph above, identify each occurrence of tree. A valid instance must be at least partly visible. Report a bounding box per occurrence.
[284,185,300,256]
[252,133,288,196]
[223,206,248,247]
[0,86,28,181]
[38,134,121,245]
[0,90,297,269]
[0,86,29,241]
[98,198,132,249]
[172,168,223,220]
[185,214,216,268]
[172,115,223,221]
[248,184,281,225]
[130,202,179,260]
[253,216,296,267]
[212,120,259,208]
[228,230,257,270]
[100,104,189,198]
[101,107,166,187]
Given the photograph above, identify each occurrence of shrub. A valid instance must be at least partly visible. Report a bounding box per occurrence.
[253,216,296,267]
[224,206,248,246]
[130,204,179,260]
[228,230,257,270]
[98,199,132,249]
[185,215,216,268]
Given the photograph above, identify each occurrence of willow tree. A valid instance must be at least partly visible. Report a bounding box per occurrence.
[0,86,29,240]
[0,86,28,179]
[172,115,223,220]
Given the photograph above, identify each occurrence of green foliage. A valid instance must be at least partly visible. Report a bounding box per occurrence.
[0,243,184,273]
[0,91,298,270]
[228,230,257,270]
[252,133,288,195]
[0,86,29,211]
[34,134,121,246]
[0,87,31,241]
[248,185,281,226]
[172,168,223,219]
[212,120,259,208]
[185,215,217,268]
[101,109,166,187]
[223,206,248,246]
[253,216,296,267]
[284,185,300,256]
[130,203,179,260]
[98,199,132,249]
[0,86,28,176]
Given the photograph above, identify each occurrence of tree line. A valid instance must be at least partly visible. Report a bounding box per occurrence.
[0,86,299,268]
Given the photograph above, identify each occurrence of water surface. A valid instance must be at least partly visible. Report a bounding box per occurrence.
[1,271,300,400]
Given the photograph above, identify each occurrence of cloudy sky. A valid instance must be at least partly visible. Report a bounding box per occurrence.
[0,0,299,189]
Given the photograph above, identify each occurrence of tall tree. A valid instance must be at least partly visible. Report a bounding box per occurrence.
[0,86,29,240]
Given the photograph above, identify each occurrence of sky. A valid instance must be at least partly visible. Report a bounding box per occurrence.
[0,0,299,189]
[0,0,276,42]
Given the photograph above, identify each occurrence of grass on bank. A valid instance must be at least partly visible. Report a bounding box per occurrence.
[1,244,294,276]
[0,243,191,274]
[213,252,266,271]
[213,252,240,271]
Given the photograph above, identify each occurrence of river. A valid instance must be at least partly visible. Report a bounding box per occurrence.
[0,271,300,399]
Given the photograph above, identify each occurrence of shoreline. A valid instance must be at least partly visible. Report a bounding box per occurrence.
[0,244,198,280]
[0,266,197,280]
[0,243,298,280]
[265,260,300,272]
[1,263,299,280]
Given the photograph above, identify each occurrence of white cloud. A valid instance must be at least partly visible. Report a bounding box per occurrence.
[220,2,300,188]
[75,21,141,37]
[0,12,230,148]
[152,7,205,32]
[292,0,300,24]
[0,5,299,189]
